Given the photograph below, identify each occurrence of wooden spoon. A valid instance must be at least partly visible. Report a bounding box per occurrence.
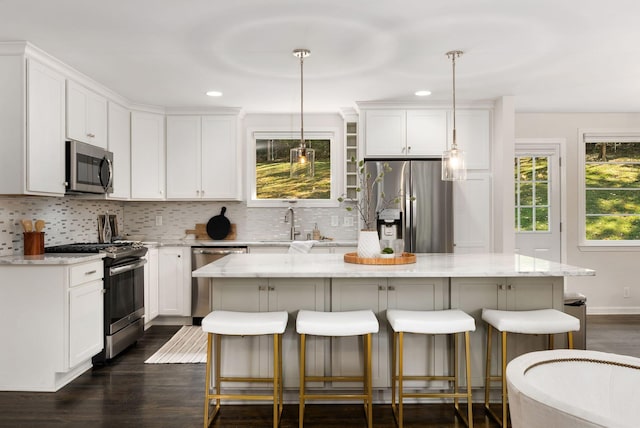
[35,219,45,232]
[21,219,33,232]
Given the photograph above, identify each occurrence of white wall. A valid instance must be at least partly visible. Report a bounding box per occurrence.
[516,113,640,314]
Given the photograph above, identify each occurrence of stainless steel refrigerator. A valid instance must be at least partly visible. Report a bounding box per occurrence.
[364,159,453,253]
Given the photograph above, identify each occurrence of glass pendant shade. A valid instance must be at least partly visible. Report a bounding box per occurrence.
[442,50,467,181]
[441,146,467,181]
[289,48,316,179]
[290,145,315,177]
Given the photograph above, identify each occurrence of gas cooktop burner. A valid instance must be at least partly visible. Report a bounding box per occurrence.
[45,242,147,259]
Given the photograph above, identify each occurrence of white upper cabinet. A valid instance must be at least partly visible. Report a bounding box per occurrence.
[0,47,65,195]
[166,114,241,200]
[448,109,491,170]
[364,110,406,156]
[131,111,165,200]
[166,115,201,199]
[201,115,240,200]
[364,109,447,157]
[406,110,448,156]
[107,102,131,200]
[26,59,67,195]
[362,107,490,167]
[66,80,108,149]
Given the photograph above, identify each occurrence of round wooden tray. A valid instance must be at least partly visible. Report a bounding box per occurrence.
[343,252,417,265]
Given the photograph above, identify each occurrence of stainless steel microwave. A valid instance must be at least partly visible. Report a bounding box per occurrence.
[65,140,114,194]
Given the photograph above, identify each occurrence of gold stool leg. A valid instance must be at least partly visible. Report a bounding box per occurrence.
[272,333,279,428]
[568,331,574,349]
[365,332,373,428]
[548,333,555,350]
[465,331,473,428]
[501,331,508,427]
[454,332,459,412]
[278,334,284,418]
[299,333,306,428]
[484,324,492,412]
[398,331,404,428]
[204,333,213,428]
[391,331,397,423]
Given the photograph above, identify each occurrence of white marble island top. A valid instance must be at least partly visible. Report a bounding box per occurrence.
[192,253,595,278]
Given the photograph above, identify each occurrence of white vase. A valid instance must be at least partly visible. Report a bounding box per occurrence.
[357,230,381,258]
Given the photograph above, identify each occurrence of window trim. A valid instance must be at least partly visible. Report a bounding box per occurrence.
[246,127,343,207]
[578,128,640,247]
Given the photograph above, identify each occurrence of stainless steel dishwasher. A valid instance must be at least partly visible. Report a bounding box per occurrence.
[191,247,247,322]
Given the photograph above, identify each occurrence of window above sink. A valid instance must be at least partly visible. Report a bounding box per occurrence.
[247,129,343,207]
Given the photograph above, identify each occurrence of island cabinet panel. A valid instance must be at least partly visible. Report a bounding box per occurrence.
[211,278,328,388]
[331,278,448,388]
[450,277,564,387]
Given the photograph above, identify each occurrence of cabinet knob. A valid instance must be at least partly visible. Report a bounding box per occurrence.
[407,146,412,152]
[507,284,513,290]
[388,286,395,291]
[268,286,275,291]
[498,284,504,290]
[86,133,95,138]
[378,285,386,291]
[258,285,266,291]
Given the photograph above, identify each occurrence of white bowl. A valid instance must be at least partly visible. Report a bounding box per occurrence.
[380,253,395,259]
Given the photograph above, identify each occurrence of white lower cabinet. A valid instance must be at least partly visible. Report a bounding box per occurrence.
[143,247,159,325]
[0,259,104,391]
[69,279,104,367]
[211,278,327,388]
[158,247,191,316]
[331,278,448,388]
[450,277,564,386]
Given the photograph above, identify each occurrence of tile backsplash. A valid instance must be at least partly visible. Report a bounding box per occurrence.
[0,197,358,255]
[0,196,125,256]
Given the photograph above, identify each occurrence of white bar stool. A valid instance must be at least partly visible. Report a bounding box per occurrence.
[296,309,379,428]
[482,308,580,427]
[387,309,476,428]
[202,310,288,428]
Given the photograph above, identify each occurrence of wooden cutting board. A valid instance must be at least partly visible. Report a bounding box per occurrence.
[186,223,236,240]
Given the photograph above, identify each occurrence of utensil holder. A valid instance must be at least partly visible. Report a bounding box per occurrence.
[24,232,45,256]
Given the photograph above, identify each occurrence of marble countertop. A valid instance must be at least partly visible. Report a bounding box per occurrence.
[0,253,105,265]
[192,253,596,278]
[143,239,357,248]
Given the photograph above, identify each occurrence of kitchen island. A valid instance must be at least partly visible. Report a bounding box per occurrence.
[193,253,594,399]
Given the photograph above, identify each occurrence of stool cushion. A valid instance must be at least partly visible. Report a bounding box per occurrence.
[482,308,580,334]
[296,310,379,336]
[387,309,476,334]
[201,310,288,335]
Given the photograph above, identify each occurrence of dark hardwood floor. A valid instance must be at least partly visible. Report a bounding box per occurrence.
[0,315,638,427]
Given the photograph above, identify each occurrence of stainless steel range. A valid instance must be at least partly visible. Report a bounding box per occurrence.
[45,242,148,363]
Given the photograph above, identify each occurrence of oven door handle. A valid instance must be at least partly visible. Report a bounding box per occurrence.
[109,259,147,276]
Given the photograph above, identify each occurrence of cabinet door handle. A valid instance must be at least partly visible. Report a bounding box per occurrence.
[378,285,386,291]
[407,146,411,152]
[268,286,275,291]
[258,285,266,291]
[85,270,97,276]
[388,286,395,291]
[86,133,95,138]
[498,284,504,290]
[507,284,513,290]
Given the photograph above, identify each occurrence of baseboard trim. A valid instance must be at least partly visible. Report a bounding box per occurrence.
[587,307,640,315]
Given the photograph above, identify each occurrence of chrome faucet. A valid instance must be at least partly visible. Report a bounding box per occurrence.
[285,207,300,241]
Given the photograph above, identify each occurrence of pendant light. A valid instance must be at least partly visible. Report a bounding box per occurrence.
[441,50,467,181]
[290,48,315,178]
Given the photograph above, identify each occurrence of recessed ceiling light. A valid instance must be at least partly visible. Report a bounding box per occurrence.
[206,91,223,97]
[415,90,432,97]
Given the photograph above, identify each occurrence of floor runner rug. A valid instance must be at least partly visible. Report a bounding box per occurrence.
[145,326,207,363]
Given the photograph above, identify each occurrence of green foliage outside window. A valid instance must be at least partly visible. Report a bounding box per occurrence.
[255,139,331,199]
[585,142,640,240]
[515,156,550,232]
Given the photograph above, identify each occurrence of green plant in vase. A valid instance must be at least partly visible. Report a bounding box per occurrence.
[338,158,411,258]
